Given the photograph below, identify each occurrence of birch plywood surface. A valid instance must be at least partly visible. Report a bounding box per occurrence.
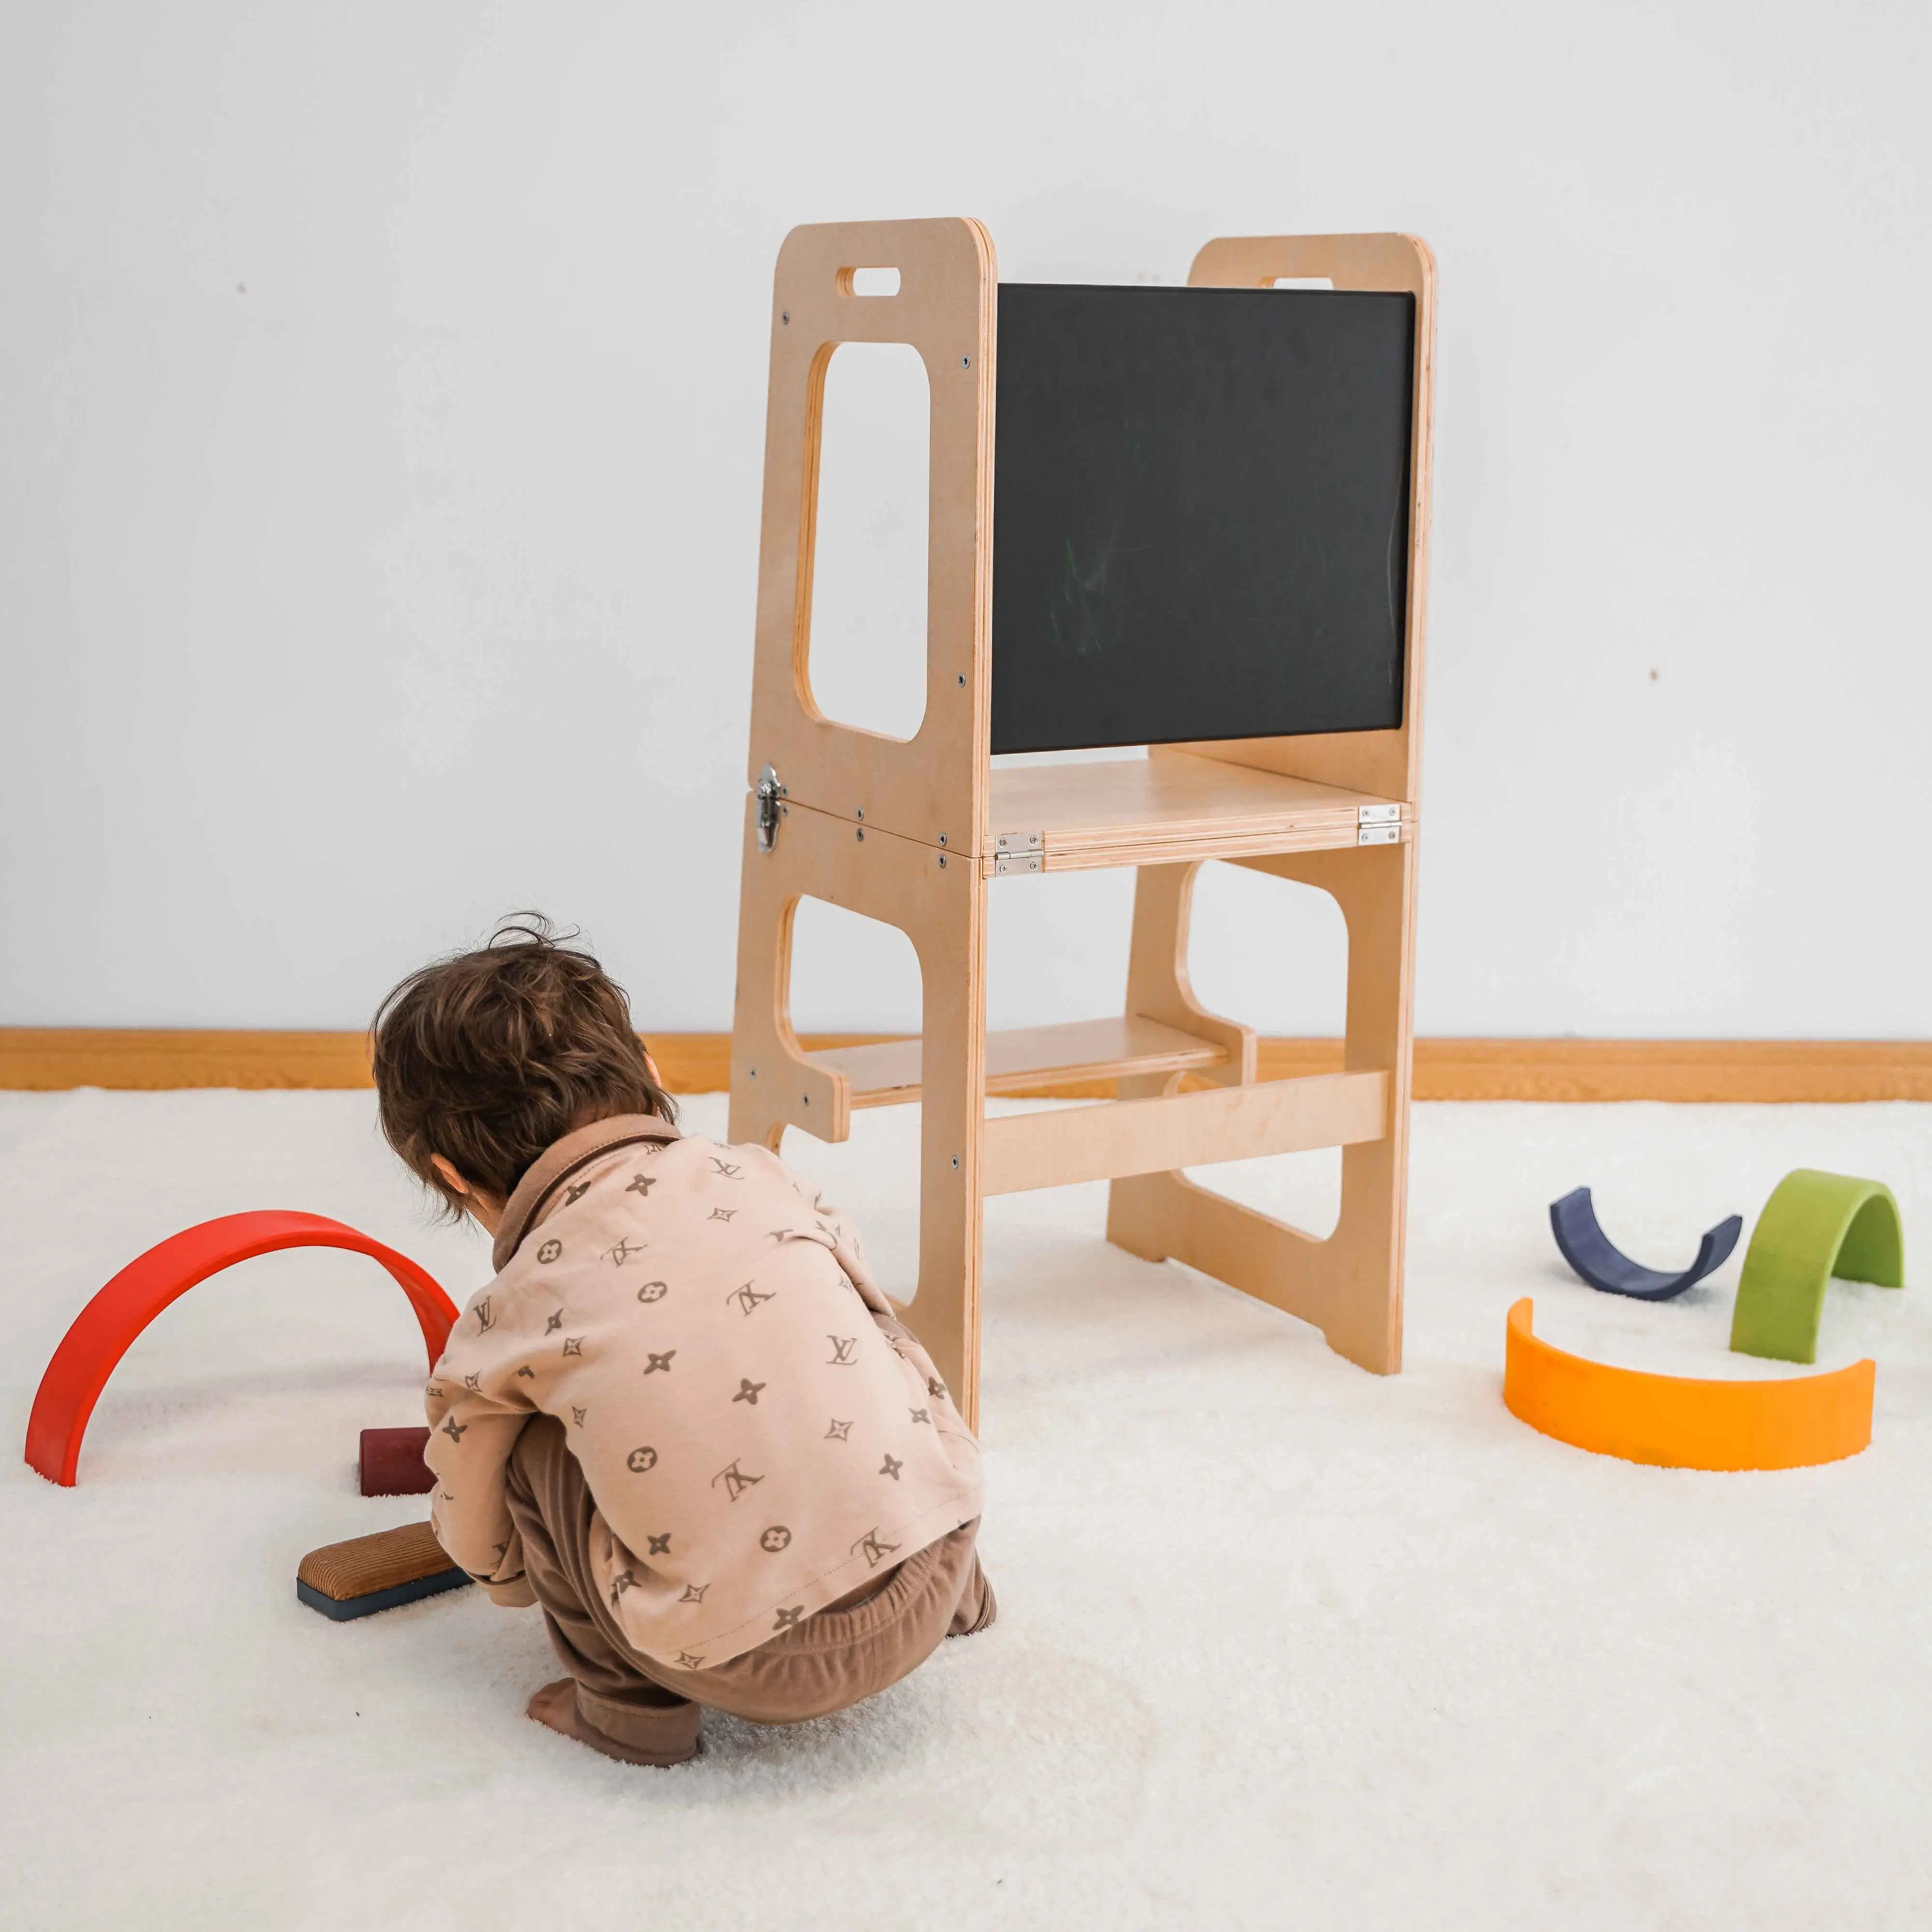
[986,751,1407,871]
[745,217,996,854]
[984,1069,1389,1194]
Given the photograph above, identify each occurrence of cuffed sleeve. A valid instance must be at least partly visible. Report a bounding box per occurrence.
[424,1371,532,1601]
[477,1573,538,1608]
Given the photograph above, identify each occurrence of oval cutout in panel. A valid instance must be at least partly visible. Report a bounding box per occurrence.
[805,341,930,743]
[1188,862,1347,1039]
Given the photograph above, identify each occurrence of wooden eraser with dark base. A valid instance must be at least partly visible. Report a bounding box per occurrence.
[359,1425,435,1496]
[297,1520,472,1621]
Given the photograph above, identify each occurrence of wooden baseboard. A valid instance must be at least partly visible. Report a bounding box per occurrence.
[2,1028,1928,1103]
[0,1029,379,1092]
[1406,1038,1932,1104]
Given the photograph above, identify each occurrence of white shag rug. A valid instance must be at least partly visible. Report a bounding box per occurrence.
[2,1089,1930,1930]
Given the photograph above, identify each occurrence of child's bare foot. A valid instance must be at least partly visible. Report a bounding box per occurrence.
[526,1679,698,1767]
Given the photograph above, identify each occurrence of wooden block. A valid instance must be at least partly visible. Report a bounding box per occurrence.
[358,1426,434,1497]
[296,1520,470,1621]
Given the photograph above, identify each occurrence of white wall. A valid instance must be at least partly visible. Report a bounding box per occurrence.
[3,1,1927,1041]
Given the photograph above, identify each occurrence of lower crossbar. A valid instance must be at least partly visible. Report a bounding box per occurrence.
[980,1070,1388,1195]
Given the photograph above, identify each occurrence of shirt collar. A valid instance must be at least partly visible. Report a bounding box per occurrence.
[492,1112,682,1271]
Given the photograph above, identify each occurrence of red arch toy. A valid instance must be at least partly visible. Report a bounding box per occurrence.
[24,1211,459,1487]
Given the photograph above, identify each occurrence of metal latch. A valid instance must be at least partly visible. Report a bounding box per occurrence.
[993,830,1043,876]
[1357,802,1402,847]
[755,764,787,852]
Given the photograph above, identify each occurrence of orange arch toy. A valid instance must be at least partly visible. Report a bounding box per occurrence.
[1502,1298,1872,1471]
[25,1211,457,1487]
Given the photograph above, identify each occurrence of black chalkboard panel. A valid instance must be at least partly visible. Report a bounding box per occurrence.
[990,284,1415,754]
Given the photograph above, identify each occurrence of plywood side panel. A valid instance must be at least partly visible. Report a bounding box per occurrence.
[724,794,988,1423]
[746,217,996,854]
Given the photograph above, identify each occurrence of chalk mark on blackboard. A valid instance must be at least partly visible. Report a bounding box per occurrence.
[1047,535,1121,662]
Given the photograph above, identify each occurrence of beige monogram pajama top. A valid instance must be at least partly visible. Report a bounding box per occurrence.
[425,1115,982,1669]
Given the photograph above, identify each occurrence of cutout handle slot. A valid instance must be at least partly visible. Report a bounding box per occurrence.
[838,266,902,297]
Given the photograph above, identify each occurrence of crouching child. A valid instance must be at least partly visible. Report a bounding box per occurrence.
[370,918,992,1766]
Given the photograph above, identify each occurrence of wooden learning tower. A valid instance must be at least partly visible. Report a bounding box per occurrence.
[728,218,1435,1427]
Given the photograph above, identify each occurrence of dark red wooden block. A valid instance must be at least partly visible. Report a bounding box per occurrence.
[359,1425,434,1496]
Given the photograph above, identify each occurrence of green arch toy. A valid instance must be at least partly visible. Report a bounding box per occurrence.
[1730,1169,1905,1364]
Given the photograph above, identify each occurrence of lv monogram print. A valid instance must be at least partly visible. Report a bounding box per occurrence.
[853,1527,900,1568]
[712,1459,762,1502]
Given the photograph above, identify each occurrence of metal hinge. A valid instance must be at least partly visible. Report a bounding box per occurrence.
[755,764,788,852]
[993,830,1044,876]
[1357,802,1402,847]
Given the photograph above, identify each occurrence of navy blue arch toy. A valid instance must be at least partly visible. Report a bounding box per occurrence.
[1549,1186,1743,1301]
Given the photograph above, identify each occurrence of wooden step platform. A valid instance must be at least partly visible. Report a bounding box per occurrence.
[804,1015,1232,1110]
[809,1015,1390,1194]
[984,752,1410,874]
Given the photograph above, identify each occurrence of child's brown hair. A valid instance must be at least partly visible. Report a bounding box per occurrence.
[371,914,675,1215]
